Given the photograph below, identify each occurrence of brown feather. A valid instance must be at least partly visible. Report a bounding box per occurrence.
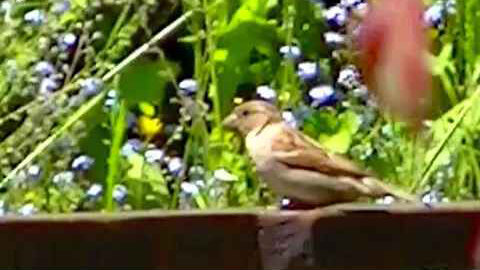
[272,126,371,178]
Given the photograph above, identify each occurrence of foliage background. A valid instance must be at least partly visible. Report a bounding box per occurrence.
[0,0,476,215]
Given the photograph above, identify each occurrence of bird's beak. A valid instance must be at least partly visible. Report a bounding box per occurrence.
[222,113,238,130]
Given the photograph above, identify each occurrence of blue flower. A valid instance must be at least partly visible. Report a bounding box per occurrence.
[18,203,37,216]
[179,79,198,96]
[340,0,365,11]
[284,105,312,128]
[51,1,71,14]
[424,4,444,29]
[279,45,302,60]
[297,62,319,82]
[181,182,200,195]
[52,171,75,187]
[0,200,6,216]
[80,78,103,97]
[256,85,276,102]
[104,90,118,109]
[324,5,347,28]
[113,185,128,203]
[34,61,55,77]
[71,155,94,171]
[58,32,77,50]
[121,139,143,157]
[309,85,337,107]
[421,190,443,203]
[27,165,42,181]
[24,9,45,26]
[282,111,298,128]
[337,66,361,90]
[167,157,183,176]
[39,78,59,95]
[324,32,346,48]
[145,149,165,163]
[126,112,137,130]
[86,183,103,199]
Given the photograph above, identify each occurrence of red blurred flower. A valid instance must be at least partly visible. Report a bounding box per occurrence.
[358,0,431,130]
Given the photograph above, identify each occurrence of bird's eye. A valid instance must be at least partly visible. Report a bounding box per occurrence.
[242,110,250,116]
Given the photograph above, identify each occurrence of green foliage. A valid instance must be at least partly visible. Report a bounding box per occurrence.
[304,110,360,153]
[214,0,279,116]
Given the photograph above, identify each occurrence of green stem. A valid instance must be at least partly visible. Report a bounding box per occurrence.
[413,86,480,192]
[202,0,222,128]
[105,100,127,212]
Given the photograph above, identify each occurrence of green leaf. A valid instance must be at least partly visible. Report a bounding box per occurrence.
[318,111,360,153]
[303,110,360,153]
[118,57,178,105]
[138,102,156,117]
[214,0,279,116]
[127,153,145,180]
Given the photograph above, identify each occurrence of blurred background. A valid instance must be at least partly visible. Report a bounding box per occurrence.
[0,0,474,215]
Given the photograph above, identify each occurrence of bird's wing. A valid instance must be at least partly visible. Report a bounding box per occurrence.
[271,125,371,178]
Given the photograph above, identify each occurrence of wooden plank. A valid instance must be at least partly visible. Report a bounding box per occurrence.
[0,203,480,269]
[0,212,260,269]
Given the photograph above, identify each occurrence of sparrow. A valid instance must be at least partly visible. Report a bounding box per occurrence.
[223,100,418,206]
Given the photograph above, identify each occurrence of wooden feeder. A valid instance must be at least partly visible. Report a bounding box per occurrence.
[1,202,480,269]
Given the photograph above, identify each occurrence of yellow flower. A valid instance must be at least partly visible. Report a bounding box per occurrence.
[138,115,163,141]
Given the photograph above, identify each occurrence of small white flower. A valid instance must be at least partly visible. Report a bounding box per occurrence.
[24,10,45,26]
[27,165,42,180]
[214,168,237,182]
[337,66,361,90]
[324,32,346,47]
[19,203,37,216]
[0,200,5,216]
[52,171,75,186]
[281,198,291,207]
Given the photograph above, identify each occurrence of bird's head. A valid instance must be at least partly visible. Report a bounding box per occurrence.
[223,100,283,136]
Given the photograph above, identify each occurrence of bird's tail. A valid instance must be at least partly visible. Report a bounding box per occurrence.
[362,177,419,203]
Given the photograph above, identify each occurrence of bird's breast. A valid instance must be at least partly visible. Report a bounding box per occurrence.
[244,124,284,162]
